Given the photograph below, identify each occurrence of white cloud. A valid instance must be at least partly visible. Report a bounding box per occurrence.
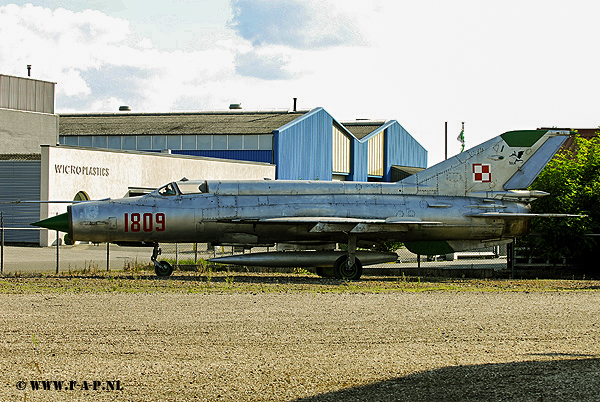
[0,3,242,112]
[2,1,600,165]
[229,0,367,49]
[235,48,294,80]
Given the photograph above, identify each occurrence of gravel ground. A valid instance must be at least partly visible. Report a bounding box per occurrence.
[0,278,599,401]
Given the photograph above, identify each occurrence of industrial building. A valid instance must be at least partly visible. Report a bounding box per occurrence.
[1,73,428,246]
[58,108,427,182]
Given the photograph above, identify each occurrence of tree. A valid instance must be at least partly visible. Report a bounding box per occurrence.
[522,133,600,268]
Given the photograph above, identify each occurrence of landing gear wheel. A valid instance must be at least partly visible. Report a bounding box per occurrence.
[154,260,174,277]
[316,266,335,278]
[333,255,363,280]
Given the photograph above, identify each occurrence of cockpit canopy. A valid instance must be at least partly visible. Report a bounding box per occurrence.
[157,183,178,196]
[155,180,209,196]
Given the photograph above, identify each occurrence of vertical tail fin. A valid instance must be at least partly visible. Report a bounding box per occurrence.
[399,129,571,196]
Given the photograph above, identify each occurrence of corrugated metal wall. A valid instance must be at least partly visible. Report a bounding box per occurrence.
[384,121,427,181]
[350,140,368,181]
[348,121,427,182]
[332,124,351,174]
[274,108,333,180]
[0,161,41,243]
[0,75,55,114]
[367,131,384,177]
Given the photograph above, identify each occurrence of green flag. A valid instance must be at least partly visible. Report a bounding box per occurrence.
[457,126,465,152]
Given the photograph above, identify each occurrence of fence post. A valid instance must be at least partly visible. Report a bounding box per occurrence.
[1,211,4,275]
[507,239,515,278]
[106,242,110,272]
[56,229,59,275]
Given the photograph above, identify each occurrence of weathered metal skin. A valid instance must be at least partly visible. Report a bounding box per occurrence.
[34,129,579,278]
[64,128,573,252]
[67,187,529,245]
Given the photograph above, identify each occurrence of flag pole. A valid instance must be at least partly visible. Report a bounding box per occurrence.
[444,122,448,160]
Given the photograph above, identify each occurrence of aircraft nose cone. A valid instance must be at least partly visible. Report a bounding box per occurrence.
[31,213,69,233]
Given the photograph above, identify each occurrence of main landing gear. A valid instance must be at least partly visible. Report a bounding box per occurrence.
[334,235,363,280]
[151,243,174,277]
[316,235,363,280]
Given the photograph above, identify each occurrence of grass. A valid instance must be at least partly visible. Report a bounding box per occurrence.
[0,270,599,294]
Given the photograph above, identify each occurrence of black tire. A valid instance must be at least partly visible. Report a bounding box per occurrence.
[154,260,174,277]
[316,266,335,278]
[333,255,363,280]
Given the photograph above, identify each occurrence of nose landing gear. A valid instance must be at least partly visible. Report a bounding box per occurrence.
[151,243,174,277]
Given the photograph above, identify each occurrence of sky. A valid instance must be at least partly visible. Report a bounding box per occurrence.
[1,0,600,165]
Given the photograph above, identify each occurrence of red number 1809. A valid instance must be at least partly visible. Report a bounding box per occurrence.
[124,213,166,232]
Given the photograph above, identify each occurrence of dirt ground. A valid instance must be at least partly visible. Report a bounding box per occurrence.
[0,276,599,401]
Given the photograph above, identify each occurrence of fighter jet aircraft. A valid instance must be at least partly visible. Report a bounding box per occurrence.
[32,129,577,280]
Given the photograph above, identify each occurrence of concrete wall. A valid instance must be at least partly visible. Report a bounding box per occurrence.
[40,145,276,245]
[0,108,58,153]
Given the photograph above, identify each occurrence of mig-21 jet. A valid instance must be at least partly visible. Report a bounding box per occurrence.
[32,129,577,280]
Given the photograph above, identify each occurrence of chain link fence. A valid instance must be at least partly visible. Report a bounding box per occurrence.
[2,226,511,277]
[159,243,509,278]
[6,214,569,278]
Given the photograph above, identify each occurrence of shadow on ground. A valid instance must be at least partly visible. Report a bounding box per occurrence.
[33,271,600,290]
[292,358,600,402]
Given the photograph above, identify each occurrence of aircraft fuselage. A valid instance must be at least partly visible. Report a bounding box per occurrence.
[66,180,530,246]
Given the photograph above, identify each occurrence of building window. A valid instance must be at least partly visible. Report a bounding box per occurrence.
[137,136,151,150]
[197,135,211,150]
[122,136,136,150]
[167,135,181,150]
[63,136,78,146]
[152,135,166,150]
[108,136,122,149]
[92,136,107,148]
[244,135,259,150]
[228,135,243,150]
[61,133,275,152]
[182,135,196,150]
[79,136,92,147]
[258,135,272,150]
[213,135,228,150]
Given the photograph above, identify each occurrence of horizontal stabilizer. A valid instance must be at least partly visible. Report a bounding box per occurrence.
[467,212,584,218]
[467,190,549,201]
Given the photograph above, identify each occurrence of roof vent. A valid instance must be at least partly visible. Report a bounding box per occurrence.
[119,106,131,111]
[229,103,242,110]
